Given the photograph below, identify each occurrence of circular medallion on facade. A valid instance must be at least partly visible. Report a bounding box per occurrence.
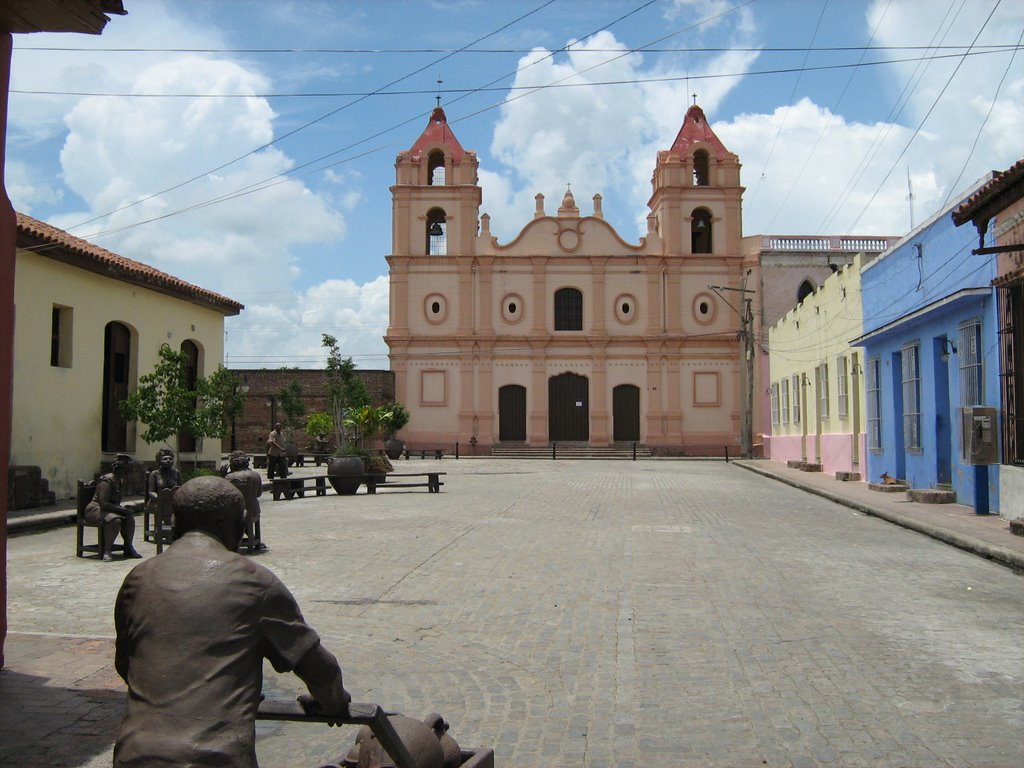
[693,292,716,325]
[614,293,638,324]
[424,293,447,324]
[557,227,580,252]
[502,293,524,324]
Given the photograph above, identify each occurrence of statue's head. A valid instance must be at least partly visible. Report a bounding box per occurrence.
[156,447,175,466]
[172,476,244,549]
[228,450,250,471]
[111,453,134,477]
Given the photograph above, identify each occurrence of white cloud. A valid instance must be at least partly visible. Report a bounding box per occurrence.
[482,0,1023,242]
[485,28,758,242]
[226,276,391,369]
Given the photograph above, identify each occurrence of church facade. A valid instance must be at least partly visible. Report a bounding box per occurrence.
[385,103,756,454]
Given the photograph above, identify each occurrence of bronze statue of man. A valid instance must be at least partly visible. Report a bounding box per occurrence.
[84,453,142,561]
[225,450,265,553]
[113,476,350,767]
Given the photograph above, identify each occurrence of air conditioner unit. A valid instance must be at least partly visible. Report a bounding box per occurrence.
[961,406,998,465]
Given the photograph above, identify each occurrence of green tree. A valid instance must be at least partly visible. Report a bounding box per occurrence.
[119,344,243,468]
[322,334,370,450]
[276,380,305,437]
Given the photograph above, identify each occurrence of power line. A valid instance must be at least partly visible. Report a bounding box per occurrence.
[12,48,1015,98]
[14,44,1019,54]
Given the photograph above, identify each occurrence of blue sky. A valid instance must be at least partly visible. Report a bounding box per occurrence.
[7,0,1023,369]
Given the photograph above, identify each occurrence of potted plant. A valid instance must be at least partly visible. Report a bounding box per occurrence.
[382,402,410,460]
[363,453,394,485]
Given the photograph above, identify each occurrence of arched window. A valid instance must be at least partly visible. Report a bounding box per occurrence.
[178,340,199,453]
[797,279,815,304]
[693,150,709,186]
[554,287,583,331]
[428,150,446,185]
[426,208,447,255]
[691,208,712,254]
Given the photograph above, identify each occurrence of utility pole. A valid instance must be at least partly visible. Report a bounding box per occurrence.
[740,270,754,458]
[709,273,756,458]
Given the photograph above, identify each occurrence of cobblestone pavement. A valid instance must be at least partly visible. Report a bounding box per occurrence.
[3,458,1022,767]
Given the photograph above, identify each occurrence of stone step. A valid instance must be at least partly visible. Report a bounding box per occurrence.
[906,488,957,504]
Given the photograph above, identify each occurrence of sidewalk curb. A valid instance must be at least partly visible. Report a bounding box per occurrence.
[733,460,1024,573]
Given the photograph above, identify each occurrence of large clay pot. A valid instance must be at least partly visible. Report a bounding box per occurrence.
[384,437,405,461]
[327,456,364,495]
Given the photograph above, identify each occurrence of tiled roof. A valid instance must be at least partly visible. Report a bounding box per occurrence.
[407,107,467,161]
[668,104,731,159]
[16,212,243,316]
[952,157,1024,225]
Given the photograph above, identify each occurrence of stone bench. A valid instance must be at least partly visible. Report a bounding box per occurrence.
[365,472,445,494]
[271,475,330,501]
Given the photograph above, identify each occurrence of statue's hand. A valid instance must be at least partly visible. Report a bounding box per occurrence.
[298,692,350,726]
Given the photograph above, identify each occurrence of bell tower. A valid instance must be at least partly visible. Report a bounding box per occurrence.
[387,107,482,443]
[391,106,481,258]
[648,102,743,258]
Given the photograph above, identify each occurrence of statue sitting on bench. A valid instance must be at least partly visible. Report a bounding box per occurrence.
[113,476,351,767]
[147,447,182,507]
[225,450,266,553]
[84,453,142,562]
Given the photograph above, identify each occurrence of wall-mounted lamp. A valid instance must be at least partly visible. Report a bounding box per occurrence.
[940,337,957,362]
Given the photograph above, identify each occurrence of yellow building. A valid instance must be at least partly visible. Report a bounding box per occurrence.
[767,254,869,477]
[386,103,757,454]
[12,213,242,501]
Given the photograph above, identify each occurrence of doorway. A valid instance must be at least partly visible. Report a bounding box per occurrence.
[548,373,589,441]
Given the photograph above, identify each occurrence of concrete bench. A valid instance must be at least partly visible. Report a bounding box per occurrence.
[365,472,445,494]
[271,475,330,501]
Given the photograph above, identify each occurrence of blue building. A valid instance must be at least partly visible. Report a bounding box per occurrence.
[855,176,999,512]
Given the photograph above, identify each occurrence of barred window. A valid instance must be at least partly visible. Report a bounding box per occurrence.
[957,319,983,407]
[867,357,882,451]
[837,355,849,419]
[902,344,921,450]
[817,362,830,419]
[791,375,801,424]
[770,383,780,426]
[781,378,790,425]
[997,281,1023,465]
[554,288,583,331]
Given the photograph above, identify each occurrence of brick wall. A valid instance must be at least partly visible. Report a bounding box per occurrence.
[224,368,395,454]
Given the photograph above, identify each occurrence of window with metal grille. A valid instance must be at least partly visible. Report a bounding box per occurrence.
[50,305,73,368]
[998,281,1023,465]
[817,362,829,419]
[426,208,447,255]
[428,150,446,185]
[791,375,801,423]
[781,378,790,424]
[902,344,921,450]
[770,383,780,425]
[867,357,882,451]
[554,287,583,331]
[957,319,983,407]
[837,355,849,418]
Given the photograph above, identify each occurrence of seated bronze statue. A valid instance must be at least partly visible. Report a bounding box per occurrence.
[147,447,182,508]
[113,476,350,767]
[84,453,142,562]
[225,450,266,553]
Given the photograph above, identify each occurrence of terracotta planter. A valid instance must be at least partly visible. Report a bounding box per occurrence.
[384,437,405,460]
[327,457,364,495]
